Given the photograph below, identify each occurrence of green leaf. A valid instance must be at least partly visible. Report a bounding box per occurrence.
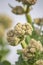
[25,35,31,44]
[15,55,29,65]
[31,30,40,41]
[40,35,43,45]
[2,61,11,65]
[0,55,2,61]
[17,50,23,55]
[0,62,3,65]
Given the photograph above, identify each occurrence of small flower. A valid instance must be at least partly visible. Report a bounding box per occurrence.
[30,47,36,53]
[29,39,43,52]
[11,6,24,15]
[22,47,35,61]
[34,18,43,25]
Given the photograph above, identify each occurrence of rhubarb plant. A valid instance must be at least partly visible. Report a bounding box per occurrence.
[0,0,43,65]
[6,0,43,65]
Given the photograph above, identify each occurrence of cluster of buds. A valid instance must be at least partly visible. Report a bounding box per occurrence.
[16,0,37,5]
[34,60,43,65]
[34,18,43,25]
[8,0,37,15]
[22,39,43,61]
[7,23,33,46]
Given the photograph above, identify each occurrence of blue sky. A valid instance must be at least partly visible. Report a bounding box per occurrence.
[0,0,43,64]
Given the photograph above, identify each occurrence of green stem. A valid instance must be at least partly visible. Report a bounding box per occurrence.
[21,40,27,48]
[25,14,32,23]
[25,5,32,24]
[39,24,42,36]
[0,56,2,62]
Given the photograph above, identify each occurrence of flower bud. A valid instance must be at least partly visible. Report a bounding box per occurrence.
[12,6,24,15]
[34,18,43,25]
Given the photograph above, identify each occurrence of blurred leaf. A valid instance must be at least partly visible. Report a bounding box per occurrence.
[0,49,9,57]
[25,35,31,44]
[2,61,11,65]
[31,29,43,45]
[15,55,29,65]
[0,62,3,65]
[0,37,10,61]
[31,30,40,41]
[17,50,23,55]
[39,35,43,45]
[0,55,2,61]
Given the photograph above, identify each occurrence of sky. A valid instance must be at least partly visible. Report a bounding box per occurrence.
[0,0,43,64]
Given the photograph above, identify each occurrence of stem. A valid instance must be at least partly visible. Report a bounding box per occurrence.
[25,5,32,23]
[0,56,2,62]
[21,40,27,48]
[25,5,29,14]
[39,24,42,36]
[25,14,32,23]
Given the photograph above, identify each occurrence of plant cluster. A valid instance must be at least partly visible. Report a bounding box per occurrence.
[7,23,33,46]
[0,0,43,65]
[6,0,43,65]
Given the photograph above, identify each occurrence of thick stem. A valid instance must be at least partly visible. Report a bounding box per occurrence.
[25,14,32,23]
[21,40,27,48]
[25,5,32,23]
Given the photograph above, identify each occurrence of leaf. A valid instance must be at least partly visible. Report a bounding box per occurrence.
[0,55,2,61]
[0,62,3,65]
[40,35,43,45]
[15,55,29,65]
[17,50,23,55]
[31,30,40,41]
[25,35,31,44]
[2,61,11,65]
